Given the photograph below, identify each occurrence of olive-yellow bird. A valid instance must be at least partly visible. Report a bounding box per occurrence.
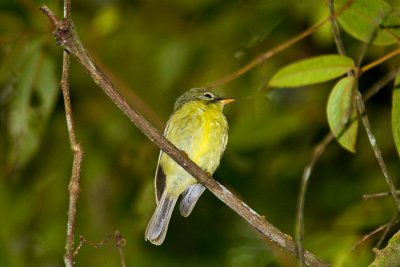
[145,88,234,245]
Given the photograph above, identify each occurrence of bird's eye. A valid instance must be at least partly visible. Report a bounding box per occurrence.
[204,93,213,98]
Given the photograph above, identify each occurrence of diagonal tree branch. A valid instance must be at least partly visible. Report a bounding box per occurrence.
[40,6,329,267]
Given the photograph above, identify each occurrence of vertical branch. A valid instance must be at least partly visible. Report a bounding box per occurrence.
[342,0,400,213]
[64,0,71,19]
[60,0,84,266]
[328,0,400,220]
[328,0,346,57]
[63,49,83,266]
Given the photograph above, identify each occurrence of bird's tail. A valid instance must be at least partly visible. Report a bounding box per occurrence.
[179,183,206,217]
[145,191,177,245]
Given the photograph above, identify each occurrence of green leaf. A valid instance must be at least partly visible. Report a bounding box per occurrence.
[327,76,358,153]
[335,0,400,46]
[6,38,59,169]
[392,75,400,158]
[369,230,400,267]
[269,55,354,88]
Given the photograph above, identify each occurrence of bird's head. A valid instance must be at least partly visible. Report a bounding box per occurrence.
[174,88,235,111]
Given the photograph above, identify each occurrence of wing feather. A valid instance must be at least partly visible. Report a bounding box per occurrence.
[154,119,171,203]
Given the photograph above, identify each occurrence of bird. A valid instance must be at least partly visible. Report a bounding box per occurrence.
[145,87,234,245]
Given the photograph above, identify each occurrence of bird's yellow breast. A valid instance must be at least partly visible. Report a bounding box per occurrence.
[160,101,228,197]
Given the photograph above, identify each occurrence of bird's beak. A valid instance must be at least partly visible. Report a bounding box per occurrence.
[219,98,235,105]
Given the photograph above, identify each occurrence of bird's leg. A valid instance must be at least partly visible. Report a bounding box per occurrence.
[203,170,212,184]
[180,150,190,161]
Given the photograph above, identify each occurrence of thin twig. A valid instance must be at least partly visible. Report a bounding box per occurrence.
[73,231,126,267]
[114,231,127,267]
[352,213,400,250]
[376,213,400,248]
[40,7,329,266]
[352,225,388,251]
[64,0,71,19]
[40,5,58,27]
[329,0,346,57]
[74,234,113,253]
[51,0,84,266]
[349,10,400,213]
[354,91,400,211]
[360,48,400,74]
[63,69,83,267]
[205,0,354,88]
[296,134,334,267]
[363,65,400,102]
[327,0,356,121]
[363,190,400,200]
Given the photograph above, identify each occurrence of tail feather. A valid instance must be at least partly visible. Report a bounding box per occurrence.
[179,183,206,217]
[145,191,177,245]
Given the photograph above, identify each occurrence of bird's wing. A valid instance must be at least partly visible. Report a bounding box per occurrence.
[154,119,171,204]
[154,152,165,204]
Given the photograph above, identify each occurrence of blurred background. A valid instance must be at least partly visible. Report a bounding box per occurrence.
[1,0,399,266]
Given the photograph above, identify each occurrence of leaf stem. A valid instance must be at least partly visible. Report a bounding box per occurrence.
[360,48,400,74]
